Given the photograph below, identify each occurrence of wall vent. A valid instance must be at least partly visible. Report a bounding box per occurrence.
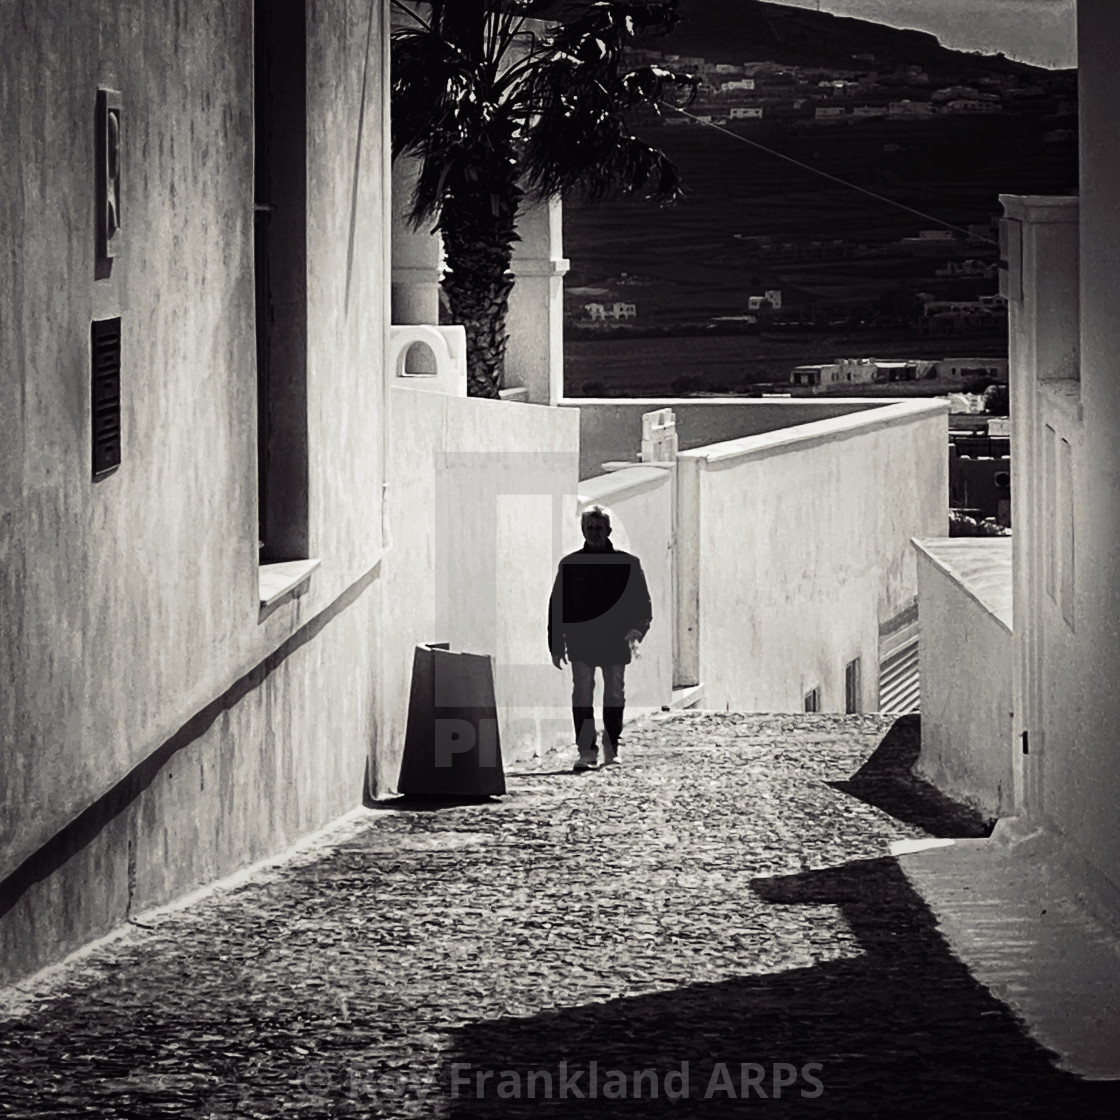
[878,638,920,712]
[845,657,862,714]
[91,317,122,477]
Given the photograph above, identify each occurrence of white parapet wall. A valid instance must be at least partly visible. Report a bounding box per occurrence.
[379,390,584,787]
[913,538,1014,820]
[561,397,907,481]
[677,400,948,712]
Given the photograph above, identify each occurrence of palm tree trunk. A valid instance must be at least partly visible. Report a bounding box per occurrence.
[439,147,523,398]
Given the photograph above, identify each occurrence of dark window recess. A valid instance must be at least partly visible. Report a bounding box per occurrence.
[91,317,122,476]
[254,0,309,561]
[845,657,862,714]
[804,687,821,713]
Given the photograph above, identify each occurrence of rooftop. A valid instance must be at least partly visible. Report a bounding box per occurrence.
[913,537,1013,631]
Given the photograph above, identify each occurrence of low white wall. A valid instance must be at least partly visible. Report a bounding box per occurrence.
[577,467,674,720]
[378,392,582,792]
[914,539,1014,820]
[682,401,948,712]
[563,397,899,480]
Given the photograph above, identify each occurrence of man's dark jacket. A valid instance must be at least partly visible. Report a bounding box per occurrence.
[548,543,652,667]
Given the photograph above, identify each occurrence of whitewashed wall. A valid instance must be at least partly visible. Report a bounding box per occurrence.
[678,402,948,712]
[378,393,582,790]
[914,539,1014,820]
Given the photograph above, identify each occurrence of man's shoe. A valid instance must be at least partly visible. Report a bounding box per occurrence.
[573,748,598,772]
[601,740,620,766]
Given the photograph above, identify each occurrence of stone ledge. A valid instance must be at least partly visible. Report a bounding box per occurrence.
[258,559,321,608]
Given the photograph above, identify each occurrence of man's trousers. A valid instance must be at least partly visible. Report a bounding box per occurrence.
[571,660,625,751]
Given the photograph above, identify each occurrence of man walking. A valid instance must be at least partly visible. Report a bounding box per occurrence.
[548,506,652,771]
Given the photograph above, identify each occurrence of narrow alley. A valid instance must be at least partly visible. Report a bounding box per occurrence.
[1,712,1113,1117]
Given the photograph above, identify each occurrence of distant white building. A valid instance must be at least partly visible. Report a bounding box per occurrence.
[945,99,997,114]
[722,78,755,92]
[790,357,884,387]
[585,301,637,322]
[888,100,933,118]
[932,85,981,102]
[920,295,1007,335]
[730,106,763,119]
[935,259,998,279]
[874,360,920,381]
[748,289,782,311]
[935,357,1009,381]
[790,364,828,389]
[900,229,958,252]
[833,357,878,384]
[923,298,1004,317]
[815,106,845,120]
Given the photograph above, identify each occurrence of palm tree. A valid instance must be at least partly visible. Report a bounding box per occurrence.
[391,0,696,398]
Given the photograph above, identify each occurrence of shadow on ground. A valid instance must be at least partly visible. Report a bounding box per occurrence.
[828,714,996,838]
[369,795,506,812]
[439,856,1113,1118]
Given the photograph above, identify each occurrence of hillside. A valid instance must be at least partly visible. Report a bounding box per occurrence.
[557,1,1076,396]
[665,0,1063,78]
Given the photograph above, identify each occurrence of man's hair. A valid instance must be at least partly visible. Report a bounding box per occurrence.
[581,505,611,528]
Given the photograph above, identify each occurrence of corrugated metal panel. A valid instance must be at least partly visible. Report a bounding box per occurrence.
[879,638,920,712]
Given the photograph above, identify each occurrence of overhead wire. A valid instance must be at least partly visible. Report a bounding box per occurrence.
[663,103,1000,247]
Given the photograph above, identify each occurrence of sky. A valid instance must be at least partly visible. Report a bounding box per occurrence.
[769,0,1075,69]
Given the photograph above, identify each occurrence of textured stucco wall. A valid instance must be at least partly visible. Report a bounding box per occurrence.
[564,398,895,480]
[377,393,581,793]
[684,402,947,712]
[1053,0,1120,893]
[1002,194,1081,853]
[1030,387,1087,850]
[306,0,390,581]
[577,467,674,717]
[2,0,257,877]
[0,585,380,984]
[914,541,1013,820]
[1,0,392,981]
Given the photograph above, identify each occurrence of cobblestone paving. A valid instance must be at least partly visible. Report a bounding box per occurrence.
[1,712,1116,1118]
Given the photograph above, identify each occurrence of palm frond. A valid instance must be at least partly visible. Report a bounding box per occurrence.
[391,28,481,156]
[618,64,698,110]
[390,0,430,31]
[521,103,682,202]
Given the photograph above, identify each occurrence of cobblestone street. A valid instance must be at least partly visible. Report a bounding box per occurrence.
[1,712,1115,1118]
